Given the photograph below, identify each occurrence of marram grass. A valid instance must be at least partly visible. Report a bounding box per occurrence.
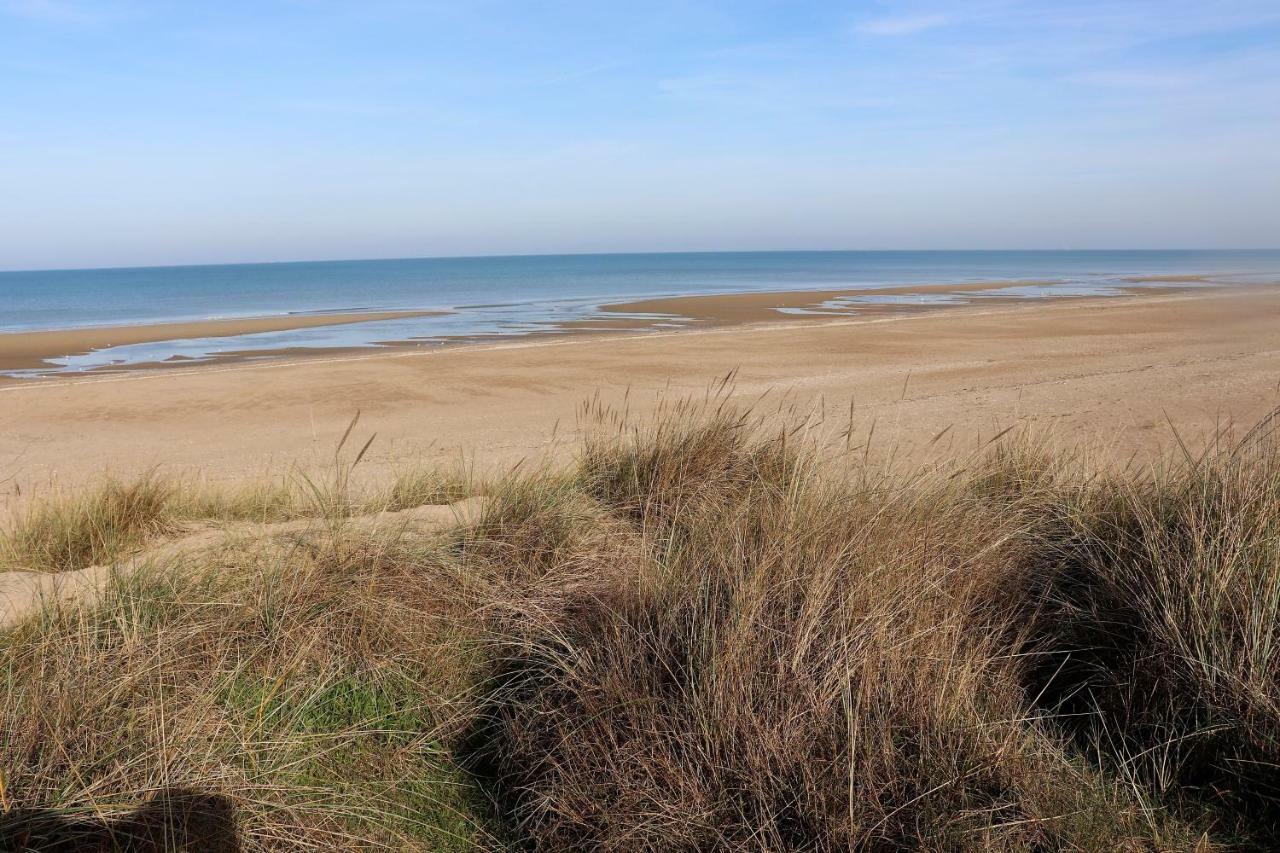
[2,398,1280,850]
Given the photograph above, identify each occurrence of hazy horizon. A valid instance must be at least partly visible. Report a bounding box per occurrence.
[3,1,1279,270]
[9,247,1280,277]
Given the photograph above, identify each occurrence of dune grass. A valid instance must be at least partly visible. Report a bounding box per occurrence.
[460,401,1204,850]
[3,398,1280,849]
[380,467,477,513]
[0,465,483,574]
[0,518,496,850]
[0,475,179,572]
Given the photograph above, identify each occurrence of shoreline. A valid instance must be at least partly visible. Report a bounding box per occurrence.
[0,276,1238,381]
[3,284,1280,515]
[0,309,448,374]
[0,287,1225,393]
[595,279,1146,325]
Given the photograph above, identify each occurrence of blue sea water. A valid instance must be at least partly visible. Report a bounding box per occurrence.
[1,250,1278,378]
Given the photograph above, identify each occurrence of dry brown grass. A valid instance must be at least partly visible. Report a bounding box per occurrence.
[4,397,1280,849]
[459,399,1205,850]
[1003,415,1280,844]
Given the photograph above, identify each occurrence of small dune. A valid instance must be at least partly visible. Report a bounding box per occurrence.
[0,496,489,630]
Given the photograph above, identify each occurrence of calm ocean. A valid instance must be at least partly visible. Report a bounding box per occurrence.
[2,250,1279,377]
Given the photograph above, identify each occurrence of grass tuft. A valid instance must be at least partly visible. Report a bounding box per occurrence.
[0,474,177,571]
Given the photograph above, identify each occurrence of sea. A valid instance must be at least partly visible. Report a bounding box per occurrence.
[2,250,1279,378]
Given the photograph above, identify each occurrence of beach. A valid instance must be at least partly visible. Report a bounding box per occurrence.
[0,274,1234,380]
[9,4,1280,845]
[5,250,1275,379]
[3,283,1277,511]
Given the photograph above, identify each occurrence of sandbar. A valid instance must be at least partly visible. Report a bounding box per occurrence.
[600,280,1081,325]
[0,310,447,373]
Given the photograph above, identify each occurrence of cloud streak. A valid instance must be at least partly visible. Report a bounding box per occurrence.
[0,0,97,24]
[856,14,949,36]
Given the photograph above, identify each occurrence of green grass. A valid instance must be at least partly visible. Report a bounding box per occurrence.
[380,467,477,513]
[0,474,177,571]
[218,671,484,848]
[0,526,496,850]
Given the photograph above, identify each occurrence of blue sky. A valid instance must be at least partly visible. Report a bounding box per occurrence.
[2,1,1278,270]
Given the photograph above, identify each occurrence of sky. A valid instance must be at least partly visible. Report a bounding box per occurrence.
[1,1,1279,270]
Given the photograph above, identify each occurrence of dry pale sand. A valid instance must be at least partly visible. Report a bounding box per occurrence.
[2,285,1279,512]
[0,309,446,372]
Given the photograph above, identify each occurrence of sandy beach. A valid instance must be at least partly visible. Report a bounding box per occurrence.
[2,283,1277,511]
[9,5,1280,845]
[0,278,1216,380]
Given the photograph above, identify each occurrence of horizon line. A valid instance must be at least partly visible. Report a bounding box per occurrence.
[5,246,1280,276]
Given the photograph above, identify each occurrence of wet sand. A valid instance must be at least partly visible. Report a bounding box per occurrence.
[0,310,447,373]
[0,279,1185,379]
[597,280,1071,325]
[2,284,1279,512]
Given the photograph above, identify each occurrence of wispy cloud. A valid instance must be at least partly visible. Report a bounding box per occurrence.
[658,71,895,113]
[528,61,625,89]
[277,97,401,117]
[856,14,950,36]
[1068,69,1197,89]
[0,0,97,24]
